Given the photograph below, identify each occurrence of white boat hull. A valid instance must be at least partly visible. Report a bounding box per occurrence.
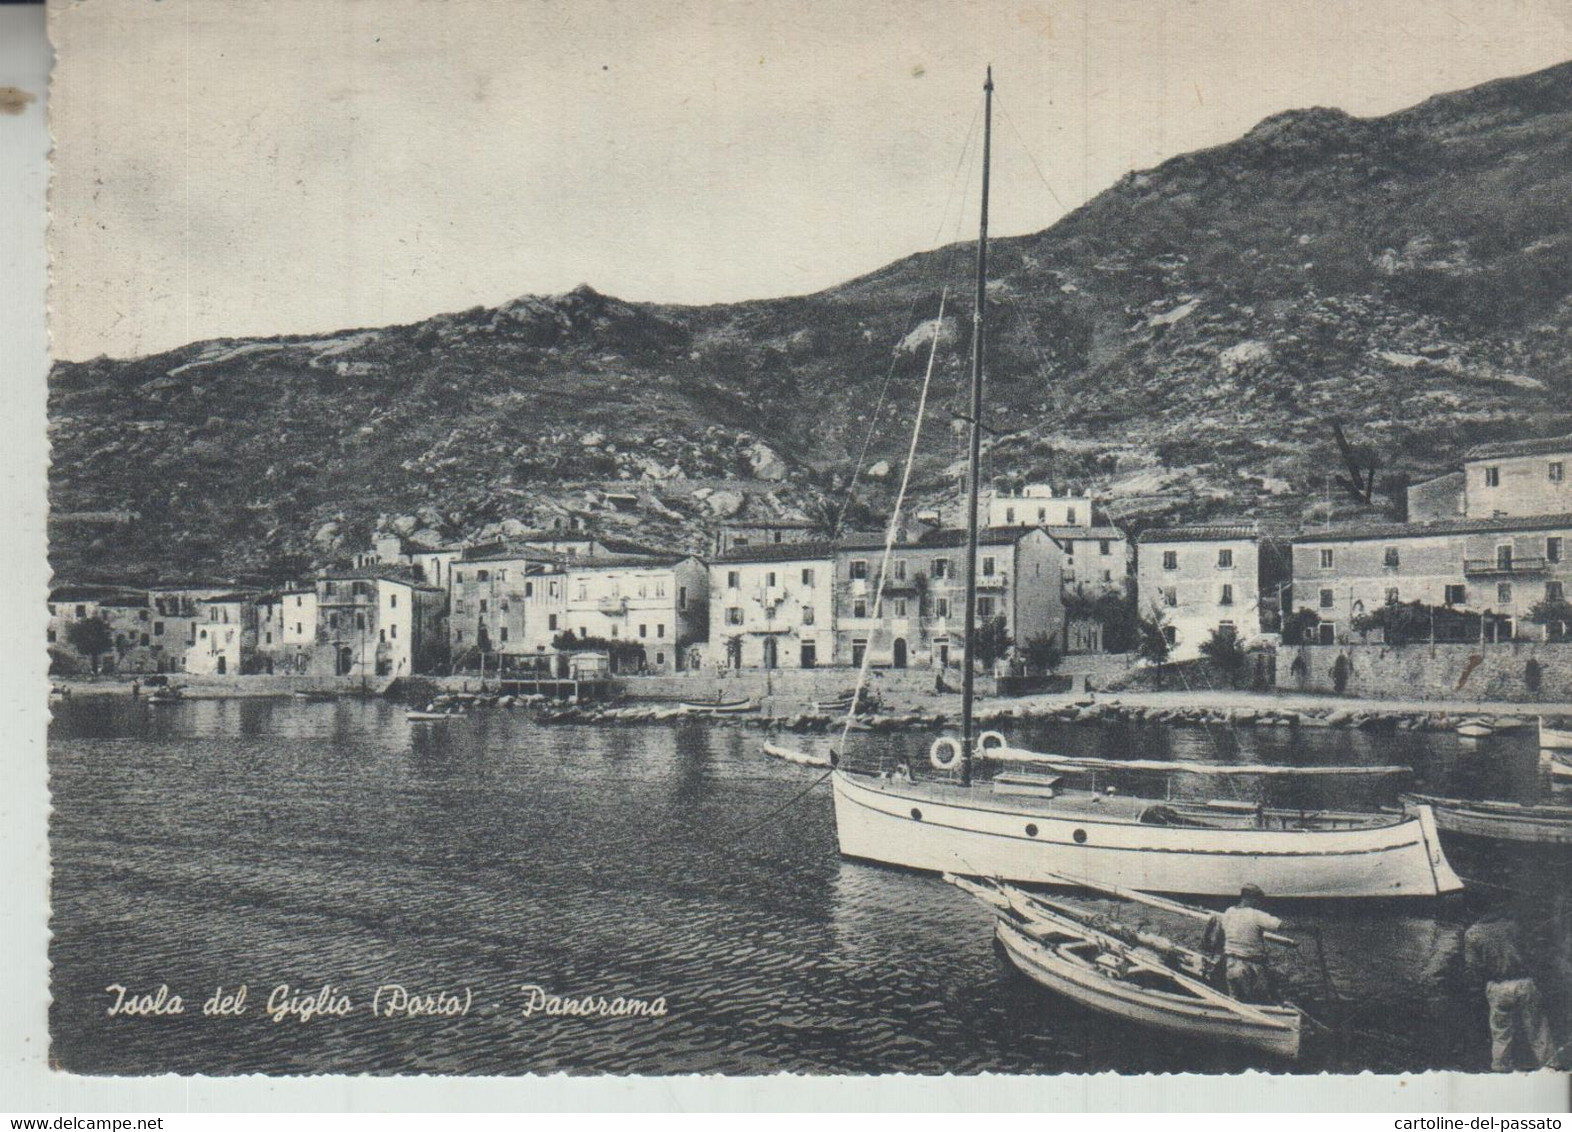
[831,771,1463,898]
[1540,720,1572,752]
[995,919,1301,1059]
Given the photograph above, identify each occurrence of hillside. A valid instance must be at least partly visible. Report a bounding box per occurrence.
[48,60,1572,583]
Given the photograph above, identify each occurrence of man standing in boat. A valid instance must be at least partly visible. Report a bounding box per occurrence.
[1206,884,1284,1004]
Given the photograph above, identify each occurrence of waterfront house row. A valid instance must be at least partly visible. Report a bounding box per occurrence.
[707,527,1064,670]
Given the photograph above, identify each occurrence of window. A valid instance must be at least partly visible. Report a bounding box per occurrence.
[577,584,588,601]
[329,613,340,629]
[725,607,743,626]
[657,624,665,638]
[1548,537,1563,563]
[1217,549,1233,569]
[893,599,907,617]
[1383,547,1400,568]
[524,582,534,598]
[766,571,777,588]
[976,596,995,618]
[477,570,490,582]
[1552,462,1566,484]
[479,599,488,613]
[726,571,740,590]
[199,629,208,640]
[1497,544,1514,570]
[391,624,398,639]
[266,632,274,645]
[1066,507,1077,524]
[1162,551,1178,571]
[378,629,386,642]
[46,629,55,643]
[1100,540,1111,556]
[935,597,950,618]
[852,599,868,618]
[578,627,588,639]
[1549,581,1566,603]
[1498,583,1513,605]
[639,624,648,638]
[1485,466,1500,487]
[1163,587,1177,608]
[548,615,558,630]
[1037,508,1046,523]
[1444,584,1466,606]
[850,560,869,581]
[455,629,464,642]
[356,613,366,630]
[390,593,398,608]
[153,622,164,636]
[1219,584,1234,606]
[933,559,949,580]
[139,609,149,622]
[498,626,507,642]
[1319,549,1334,569]
[894,559,906,581]
[296,623,302,635]
[1005,507,1015,524]
[1319,588,1334,610]
[773,531,783,544]
[734,537,749,548]
[981,556,996,577]
[678,585,688,610]
[1385,587,1400,604]
[1162,626,1177,647]
[454,571,464,584]
[802,606,815,625]
[656,581,666,597]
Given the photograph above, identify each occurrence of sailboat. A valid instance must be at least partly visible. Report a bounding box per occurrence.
[828,70,1462,899]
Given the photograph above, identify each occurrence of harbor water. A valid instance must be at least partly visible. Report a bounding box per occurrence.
[49,697,1572,1075]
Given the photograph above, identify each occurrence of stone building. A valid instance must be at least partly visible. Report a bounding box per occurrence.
[709,542,838,670]
[448,551,568,672]
[560,556,708,673]
[1408,435,1572,521]
[1136,524,1286,661]
[314,568,447,678]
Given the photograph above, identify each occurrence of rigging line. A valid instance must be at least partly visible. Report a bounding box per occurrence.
[994,94,1072,216]
[838,287,950,759]
[837,105,981,538]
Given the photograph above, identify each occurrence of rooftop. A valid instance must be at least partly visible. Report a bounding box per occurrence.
[719,518,818,529]
[1463,434,1572,462]
[1292,511,1572,544]
[1137,524,1260,544]
[713,540,839,564]
[320,565,442,590]
[1045,525,1126,541]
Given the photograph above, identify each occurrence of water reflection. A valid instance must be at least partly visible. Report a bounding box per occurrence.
[47,696,1572,1075]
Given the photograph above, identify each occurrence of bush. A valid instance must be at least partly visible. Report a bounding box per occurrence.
[1135,613,1171,667]
[1197,626,1247,686]
[1282,607,1321,645]
[1021,633,1062,676]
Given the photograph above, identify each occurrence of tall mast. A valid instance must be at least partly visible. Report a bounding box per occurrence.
[959,66,993,788]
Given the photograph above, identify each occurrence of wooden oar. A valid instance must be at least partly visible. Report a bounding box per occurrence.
[1039,869,1297,949]
[994,889,1294,1032]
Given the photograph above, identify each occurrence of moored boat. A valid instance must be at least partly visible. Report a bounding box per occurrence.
[679,697,758,714]
[1400,792,1572,846]
[1540,717,1572,752]
[762,742,831,768]
[293,689,338,703]
[947,875,1302,1059]
[1456,720,1494,740]
[1548,753,1572,783]
[407,708,461,721]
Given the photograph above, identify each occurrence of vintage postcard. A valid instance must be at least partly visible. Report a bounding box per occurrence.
[37,0,1572,1090]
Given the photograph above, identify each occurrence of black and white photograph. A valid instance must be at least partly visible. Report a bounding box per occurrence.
[29,0,1572,1094]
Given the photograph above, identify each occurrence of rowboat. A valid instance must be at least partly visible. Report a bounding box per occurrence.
[146,691,182,705]
[1540,718,1572,752]
[1456,720,1494,740]
[1401,792,1572,846]
[679,697,758,714]
[1548,754,1572,783]
[762,742,831,768]
[293,690,337,702]
[407,709,460,721]
[946,875,1301,1059]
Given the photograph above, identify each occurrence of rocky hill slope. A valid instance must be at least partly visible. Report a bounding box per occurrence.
[49,61,1572,583]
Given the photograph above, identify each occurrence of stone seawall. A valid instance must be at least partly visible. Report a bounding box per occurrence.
[610,668,996,706]
[1275,642,1572,702]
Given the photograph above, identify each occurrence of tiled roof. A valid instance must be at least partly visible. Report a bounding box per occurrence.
[1046,525,1126,540]
[836,527,1042,551]
[321,565,426,585]
[1137,523,1260,544]
[564,554,692,571]
[719,518,817,529]
[49,584,140,602]
[204,591,261,604]
[713,540,839,564]
[1292,511,1572,544]
[1463,435,1572,462]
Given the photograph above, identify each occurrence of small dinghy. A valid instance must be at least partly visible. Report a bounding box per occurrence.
[679,697,758,715]
[293,690,338,703]
[1401,792,1572,846]
[1540,717,1572,752]
[946,874,1301,1060]
[1548,754,1572,783]
[1456,719,1494,740]
[407,706,462,721]
[762,742,831,768]
[146,691,183,705]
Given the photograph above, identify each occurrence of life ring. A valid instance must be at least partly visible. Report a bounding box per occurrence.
[930,735,964,771]
[978,730,1008,754]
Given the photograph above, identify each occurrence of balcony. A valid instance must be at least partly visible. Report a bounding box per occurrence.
[596,596,628,614]
[1463,556,1548,578]
[976,573,1008,589]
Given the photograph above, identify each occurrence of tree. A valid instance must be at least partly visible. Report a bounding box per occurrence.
[65,616,113,675]
[1198,626,1247,686]
[1021,632,1062,676]
[970,615,1013,671]
[1282,607,1321,645]
[1135,611,1171,668]
[1526,598,1572,641]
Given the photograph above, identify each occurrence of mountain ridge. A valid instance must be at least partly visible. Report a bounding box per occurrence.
[49,60,1572,583]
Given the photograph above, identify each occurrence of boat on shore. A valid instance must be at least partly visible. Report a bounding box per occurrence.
[1401,792,1572,846]
[679,697,758,715]
[762,742,831,768]
[1540,717,1572,752]
[946,874,1302,1059]
[1456,719,1494,740]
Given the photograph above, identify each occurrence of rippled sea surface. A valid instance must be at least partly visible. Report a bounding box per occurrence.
[49,697,1572,1075]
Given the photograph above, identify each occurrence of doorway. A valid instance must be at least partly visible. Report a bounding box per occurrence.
[762,637,778,670]
[800,641,816,669]
[892,638,907,669]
